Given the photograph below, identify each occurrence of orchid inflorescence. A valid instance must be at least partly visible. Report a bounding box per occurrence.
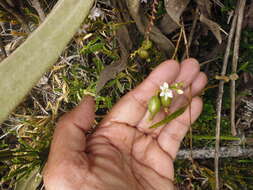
[148,82,184,120]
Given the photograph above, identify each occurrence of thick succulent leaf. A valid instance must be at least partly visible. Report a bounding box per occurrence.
[164,0,190,26]
[0,0,94,123]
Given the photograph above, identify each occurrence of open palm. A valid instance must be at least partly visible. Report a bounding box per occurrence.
[43,59,207,190]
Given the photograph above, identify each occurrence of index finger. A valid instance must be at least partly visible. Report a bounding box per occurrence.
[100,60,180,127]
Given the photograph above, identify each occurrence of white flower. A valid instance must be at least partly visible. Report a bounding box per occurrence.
[160,82,173,100]
[89,8,104,21]
[176,89,184,95]
[141,0,148,3]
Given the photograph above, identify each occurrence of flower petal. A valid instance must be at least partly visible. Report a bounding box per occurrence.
[177,89,184,95]
[160,91,165,97]
[163,82,169,89]
[167,90,173,98]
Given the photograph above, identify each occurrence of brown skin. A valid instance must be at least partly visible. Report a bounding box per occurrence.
[43,59,207,190]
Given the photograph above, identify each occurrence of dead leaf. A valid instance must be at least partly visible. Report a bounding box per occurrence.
[164,0,190,26]
[200,14,222,44]
[96,0,131,92]
[159,14,179,35]
[126,0,174,56]
[96,35,128,92]
[96,57,127,92]
[197,0,212,17]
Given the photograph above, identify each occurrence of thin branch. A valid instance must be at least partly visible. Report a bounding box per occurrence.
[172,26,183,59]
[215,8,238,190]
[230,0,246,136]
[30,0,46,22]
[181,8,198,60]
[177,146,253,159]
[181,22,189,59]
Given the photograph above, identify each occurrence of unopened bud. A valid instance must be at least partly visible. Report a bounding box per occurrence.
[148,95,161,120]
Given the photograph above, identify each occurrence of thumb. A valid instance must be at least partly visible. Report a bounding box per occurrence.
[49,96,95,157]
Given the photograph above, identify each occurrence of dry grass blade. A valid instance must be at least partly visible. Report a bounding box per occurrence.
[230,0,246,136]
[215,7,238,190]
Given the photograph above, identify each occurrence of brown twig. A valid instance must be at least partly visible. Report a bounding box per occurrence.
[30,0,46,22]
[215,7,238,190]
[177,146,253,159]
[172,26,183,59]
[0,1,30,33]
[145,0,158,40]
[181,22,189,59]
[230,0,246,136]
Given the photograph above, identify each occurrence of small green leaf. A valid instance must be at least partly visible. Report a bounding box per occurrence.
[149,106,186,129]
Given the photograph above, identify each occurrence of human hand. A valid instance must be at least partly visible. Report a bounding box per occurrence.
[43,59,207,190]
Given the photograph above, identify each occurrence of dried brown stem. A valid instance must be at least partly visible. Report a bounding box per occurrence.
[215,8,238,190]
[172,27,183,59]
[30,0,46,22]
[145,0,158,39]
[177,146,253,159]
[181,9,198,60]
[230,0,246,136]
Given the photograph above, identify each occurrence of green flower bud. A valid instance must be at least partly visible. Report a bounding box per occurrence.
[138,49,149,59]
[142,39,153,50]
[148,95,161,120]
[160,96,172,108]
